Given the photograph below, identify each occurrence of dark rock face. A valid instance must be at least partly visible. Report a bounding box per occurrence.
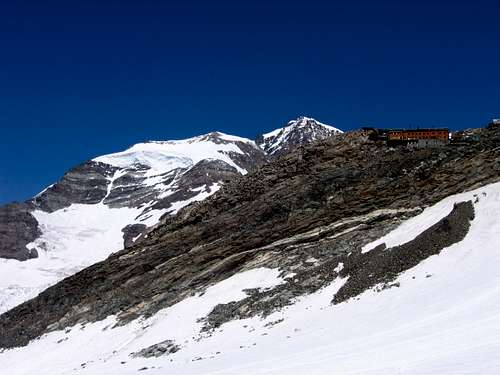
[150,159,239,212]
[0,203,40,260]
[197,133,268,171]
[104,167,186,209]
[1,126,498,349]
[31,161,117,212]
[225,141,268,172]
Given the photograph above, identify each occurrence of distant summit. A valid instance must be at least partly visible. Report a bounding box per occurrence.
[256,116,343,158]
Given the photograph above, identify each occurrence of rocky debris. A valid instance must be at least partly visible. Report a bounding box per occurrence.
[0,126,499,348]
[333,200,475,304]
[0,203,40,260]
[197,199,473,331]
[130,340,180,358]
[264,318,284,328]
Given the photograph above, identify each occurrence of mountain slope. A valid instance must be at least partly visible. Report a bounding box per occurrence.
[1,124,498,375]
[2,181,500,374]
[0,131,267,313]
[0,120,340,314]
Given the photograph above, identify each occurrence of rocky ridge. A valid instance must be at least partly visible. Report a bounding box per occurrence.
[1,125,499,349]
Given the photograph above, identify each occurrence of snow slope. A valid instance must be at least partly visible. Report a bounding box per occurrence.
[2,182,500,374]
[0,203,160,314]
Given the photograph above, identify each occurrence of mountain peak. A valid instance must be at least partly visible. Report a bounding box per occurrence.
[288,116,340,130]
[257,116,343,157]
[93,131,260,176]
[141,131,255,146]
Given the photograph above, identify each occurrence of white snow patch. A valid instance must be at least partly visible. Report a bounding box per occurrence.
[166,182,222,215]
[334,262,344,273]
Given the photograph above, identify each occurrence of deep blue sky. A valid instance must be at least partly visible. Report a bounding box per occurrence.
[1,0,499,204]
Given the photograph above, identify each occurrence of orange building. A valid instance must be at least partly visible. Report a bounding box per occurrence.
[387,128,449,142]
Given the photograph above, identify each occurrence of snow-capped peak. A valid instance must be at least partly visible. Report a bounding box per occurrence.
[257,116,343,157]
[285,116,341,134]
[150,131,257,146]
[93,132,258,176]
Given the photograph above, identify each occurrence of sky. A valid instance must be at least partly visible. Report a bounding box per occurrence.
[0,0,499,204]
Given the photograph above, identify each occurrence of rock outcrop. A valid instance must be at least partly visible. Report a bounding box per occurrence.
[0,203,40,260]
